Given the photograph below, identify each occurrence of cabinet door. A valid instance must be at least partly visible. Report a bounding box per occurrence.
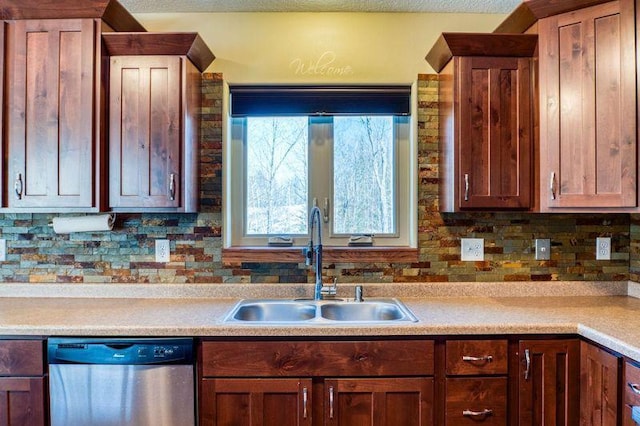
[200,378,312,426]
[458,56,532,209]
[580,341,619,426]
[519,339,580,426]
[109,56,182,209]
[324,378,433,426]
[5,19,97,209]
[0,377,45,426]
[539,0,636,209]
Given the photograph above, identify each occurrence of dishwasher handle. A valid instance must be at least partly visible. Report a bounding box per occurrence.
[47,338,194,365]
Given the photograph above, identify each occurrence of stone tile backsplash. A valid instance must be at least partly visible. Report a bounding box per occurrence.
[0,73,633,284]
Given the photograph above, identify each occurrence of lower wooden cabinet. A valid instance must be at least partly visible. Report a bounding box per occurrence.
[0,378,45,426]
[518,339,581,426]
[0,340,46,426]
[325,378,433,426]
[580,341,619,426]
[198,340,435,426]
[197,337,631,426]
[201,378,312,426]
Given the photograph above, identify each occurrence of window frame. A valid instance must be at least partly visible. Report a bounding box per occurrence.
[223,84,417,251]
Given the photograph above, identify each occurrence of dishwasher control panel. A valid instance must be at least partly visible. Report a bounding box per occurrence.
[48,338,194,365]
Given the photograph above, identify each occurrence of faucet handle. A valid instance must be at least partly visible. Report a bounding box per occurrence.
[321,277,338,296]
[355,285,364,302]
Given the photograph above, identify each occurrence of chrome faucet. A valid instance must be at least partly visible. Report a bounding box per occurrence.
[304,206,336,300]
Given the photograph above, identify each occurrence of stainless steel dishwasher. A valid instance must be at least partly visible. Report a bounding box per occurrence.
[48,337,195,426]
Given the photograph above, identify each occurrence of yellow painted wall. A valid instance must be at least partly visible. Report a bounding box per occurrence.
[136,12,506,83]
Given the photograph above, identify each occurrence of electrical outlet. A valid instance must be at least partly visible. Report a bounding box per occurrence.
[535,239,551,260]
[596,237,611,260]
[155,239,170,263]
[0,239,6,262]
[461,238,484,261]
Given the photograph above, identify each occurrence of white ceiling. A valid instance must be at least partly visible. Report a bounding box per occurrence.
[121,0,520,14]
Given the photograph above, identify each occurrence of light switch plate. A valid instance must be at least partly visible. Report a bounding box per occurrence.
[596,237,611,260]
[535,239,551,260]
[0,239,6,262]
[155,239,170,263]
[461,238,484,261]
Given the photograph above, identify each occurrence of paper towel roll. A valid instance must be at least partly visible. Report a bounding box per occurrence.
[52,214,115,234]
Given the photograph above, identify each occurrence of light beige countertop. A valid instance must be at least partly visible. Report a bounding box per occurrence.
[0,281,639,361]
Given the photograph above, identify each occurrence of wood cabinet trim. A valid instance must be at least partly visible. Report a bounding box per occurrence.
[426,33,538,73]
[0,0,145,32]
[102,32,215,72]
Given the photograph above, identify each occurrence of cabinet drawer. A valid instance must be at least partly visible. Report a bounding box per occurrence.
[625,361,640,407]
[201,340,434,377]
[445,377,507,426]
[0,340,43,376]
[446,340,508,375]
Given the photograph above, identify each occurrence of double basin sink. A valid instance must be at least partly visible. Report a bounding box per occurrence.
[224,298,418,324]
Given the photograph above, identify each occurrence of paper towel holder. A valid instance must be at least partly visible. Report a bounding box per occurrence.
[48,213,116,233]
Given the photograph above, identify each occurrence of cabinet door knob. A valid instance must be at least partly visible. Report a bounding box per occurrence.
[462,409,493,417]
[462,355,493,363]
[464,173,470,201]
[169,173,176,201]
[14,173,23,200]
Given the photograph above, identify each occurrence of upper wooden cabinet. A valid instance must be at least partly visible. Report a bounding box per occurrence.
[5,19,99,210]
[538,0,637,210]
[0,0,144,212]
[103,33,214,212]
[427,33,537,211]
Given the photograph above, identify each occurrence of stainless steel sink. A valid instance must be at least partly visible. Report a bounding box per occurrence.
[320,302,410,321]
[224,299,418,324]
[232,302,316,322]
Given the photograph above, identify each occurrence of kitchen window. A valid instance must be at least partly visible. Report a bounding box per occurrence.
[225,85,416,250]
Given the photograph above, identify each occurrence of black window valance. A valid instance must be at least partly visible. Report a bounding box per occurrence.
[229,85,411,117]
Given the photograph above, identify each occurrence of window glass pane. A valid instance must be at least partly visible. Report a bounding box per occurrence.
[245,117,308,235]
[333,116,395,235]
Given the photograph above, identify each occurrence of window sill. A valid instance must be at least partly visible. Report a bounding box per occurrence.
[222,247,419,264]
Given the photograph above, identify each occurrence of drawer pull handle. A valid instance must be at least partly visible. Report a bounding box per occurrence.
[329,386,334,419]
[550,172,556,200]
[462,355,493,363]
[524,349,531,380]
[463,409,493,417]
[302,387,308,419]
[629,383,640,394]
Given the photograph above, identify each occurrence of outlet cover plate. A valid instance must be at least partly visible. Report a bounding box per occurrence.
[596,237,611,260]
[155,239,170,263]
[461,238,484,261]
[535,239,551,260]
